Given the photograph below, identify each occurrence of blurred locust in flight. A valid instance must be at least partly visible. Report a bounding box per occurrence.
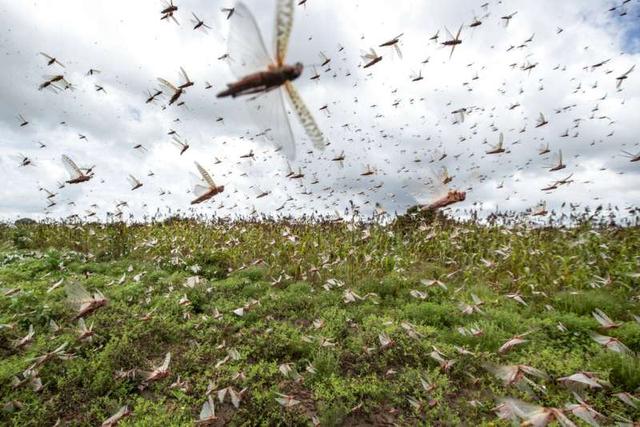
[61,155,94,184]
[361,48,383,68]
[39,52,65,68]
[379,33,404,59]
[486,133,506,154]
[158,67,193,105]
[160,0,179,24]
[621,149,640,162]
[217,1,328,160]
[17,114,29,127]
[190,13,212,32]
[442,25,463,59]
[221,7,235,20]
[191,162,224,205]
[616,64,634,89]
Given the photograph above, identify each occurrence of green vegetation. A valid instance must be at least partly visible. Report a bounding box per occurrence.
[0,218,639,426]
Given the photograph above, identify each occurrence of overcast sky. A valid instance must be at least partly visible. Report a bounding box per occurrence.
[1,0,639,221]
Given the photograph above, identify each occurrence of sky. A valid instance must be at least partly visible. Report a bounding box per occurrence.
[0,0,639,222]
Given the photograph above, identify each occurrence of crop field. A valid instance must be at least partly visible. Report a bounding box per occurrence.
[0,217,639,426]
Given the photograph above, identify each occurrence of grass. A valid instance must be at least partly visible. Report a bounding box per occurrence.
[0,215,639,426]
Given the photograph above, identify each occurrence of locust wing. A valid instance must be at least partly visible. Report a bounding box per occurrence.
[61,155,82,179]
[445,27,455,41]
[158,78,179,93]
[405,174,446,206]
[227,2,274,79]
[171,136,186,149]
[193,185,211,198]
[247,86,296,159]
[195,162,216,187]
[284,81,328,151]
[160,352,171,371]
[180,67,190,83]
[198,396,216,422]
[538,112,546,124]
[190,169,213,198]
[274,0,295,65]
[65,282,93,306]
[361,48,378,62]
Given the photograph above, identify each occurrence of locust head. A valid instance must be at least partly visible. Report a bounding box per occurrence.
[285,62,304,81]
[448,190,466,204]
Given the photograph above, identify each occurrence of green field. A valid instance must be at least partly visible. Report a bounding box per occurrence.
[1,217,639,426]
